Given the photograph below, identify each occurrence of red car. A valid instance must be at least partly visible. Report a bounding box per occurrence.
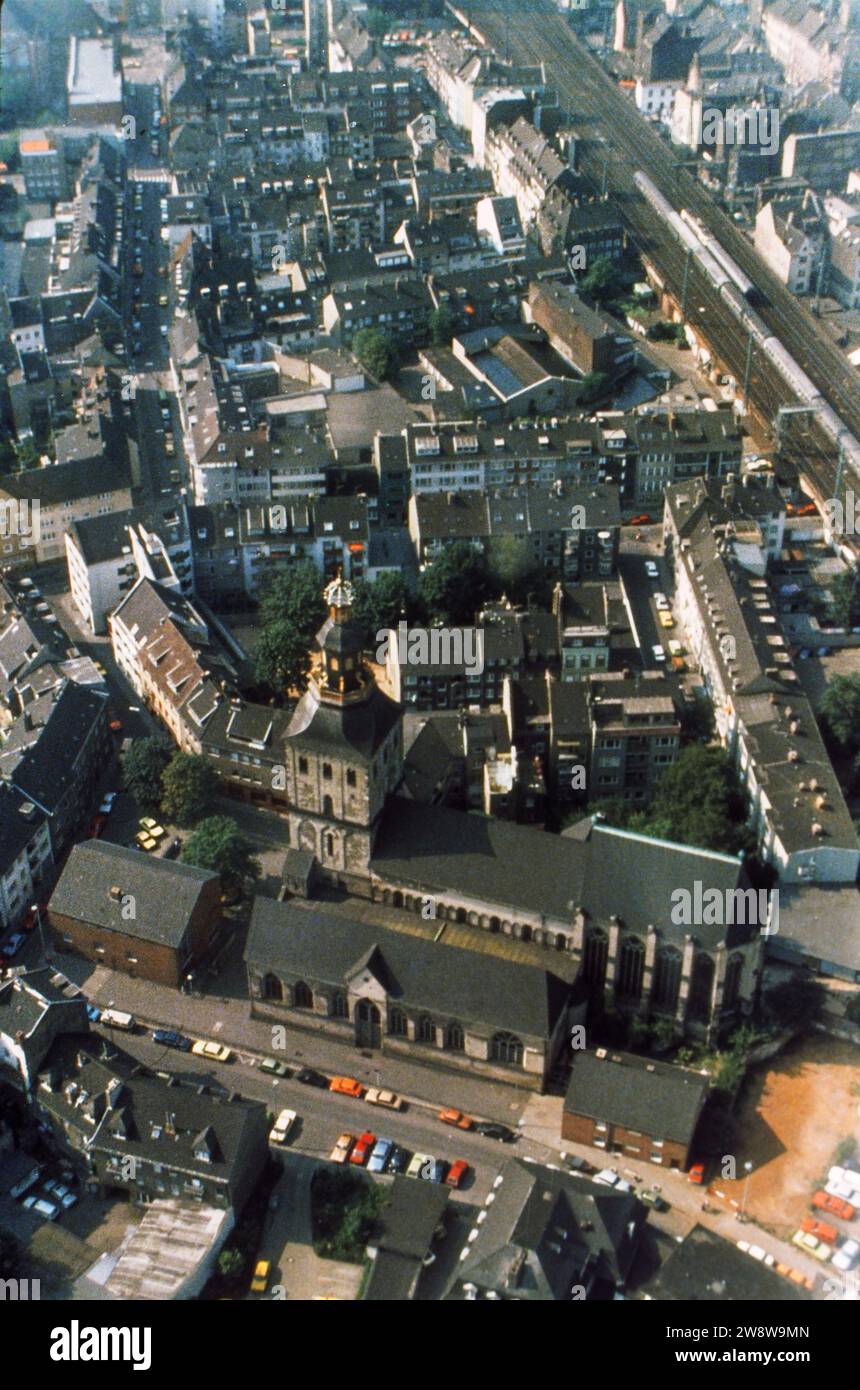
[438,1108,473,1130]
[349,1131,376,1166]
[87,814,108,839]
[627,513,653,527]
[687,1163,705,1185]
[801,1215,838,1244]
[812,1189,856,1221]
[109,719,123,734]
[445,1160,469,1189]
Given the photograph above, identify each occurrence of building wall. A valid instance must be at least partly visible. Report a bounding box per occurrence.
[560,1109,692,1168]
[48,881,220,987]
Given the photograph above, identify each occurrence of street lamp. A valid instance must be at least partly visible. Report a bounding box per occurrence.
[31,902,48,958]
[740,1160,754,1221]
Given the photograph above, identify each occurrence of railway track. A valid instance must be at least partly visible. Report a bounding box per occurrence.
[454,4,860,530]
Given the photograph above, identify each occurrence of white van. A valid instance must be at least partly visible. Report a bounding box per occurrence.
[99,1008,136,1032]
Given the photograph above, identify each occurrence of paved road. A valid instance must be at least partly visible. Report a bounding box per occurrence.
[618,551,672,668]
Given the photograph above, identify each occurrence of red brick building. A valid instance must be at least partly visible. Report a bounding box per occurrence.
[561,1047,708,1170]
[48,841,221,988]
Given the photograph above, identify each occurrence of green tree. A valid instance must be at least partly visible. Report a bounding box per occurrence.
[255,618,315,695]
[579,254,619,306]
[256,561,328,695]
[217,1248,244,1278]
[417,541,492,625]
[121,735,173,813]
[352,327,398,381]
[820,673,860,753]
[350,572,413,646]
[624,745,753,855]
[161,753,219,828]
[428,303,454,346]
[181,816,261,897]
[828,562,860,629]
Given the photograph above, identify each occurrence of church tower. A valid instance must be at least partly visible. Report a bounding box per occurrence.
[282,576,403,893]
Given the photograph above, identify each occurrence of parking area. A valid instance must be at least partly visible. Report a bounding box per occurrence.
[713,1035,860,1239]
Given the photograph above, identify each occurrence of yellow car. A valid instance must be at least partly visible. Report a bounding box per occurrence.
[192,1040,233,1063]
[140,817,158,831]
[668,639,683,657]
[364,1087,403,1111]
[658,610,675,629]
[250,1260,270,1294]
[135,832,157,851]
[791,1230,832,1261]
[148,824,166,840]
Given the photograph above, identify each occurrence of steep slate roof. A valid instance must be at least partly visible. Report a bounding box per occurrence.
[564,1049,708,1144]
[286,680,401,763]
[0,681,108,814]
[447,1159,644,1299]
[246,898,573,1038]
[49,841,218,948]
[371,800,753,948]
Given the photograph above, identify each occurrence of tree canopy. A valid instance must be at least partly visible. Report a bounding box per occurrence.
[592,745,754,856]
[161,752,219,828]
[255,561,328,696]
[820,674,860,754]
[829,563,860,630]
[417,541,493,626]
[181,816,261,896]
[120,735,173,813]
[352,327,398,381]
[350,572,414,645]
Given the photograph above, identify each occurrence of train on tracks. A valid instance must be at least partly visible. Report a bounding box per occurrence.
[634,170,860,483]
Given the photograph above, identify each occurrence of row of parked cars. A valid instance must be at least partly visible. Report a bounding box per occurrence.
[329,1131,469,1188]
[9,1164,78,1223]
[791,1163,860,1267]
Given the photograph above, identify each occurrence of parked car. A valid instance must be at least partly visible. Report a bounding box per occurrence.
[812,1189,856,1221]
[801,1216,838,1244]
[43,1181,77,1210]
[832,1238,860,1272]
[23,1194,60,1221]
[640,1189,669,1211]
[561,1153,593,1173]
[668,639,683,657]
[250,1260,270,1294]
[475,1121,517,1142]
[367,1139,393,1174]
[658,611,675,629]
[406,1152,434,1179]
[330,1133,354,1164]
[100,1009,136,1032]
[593,1169,633,1192]
[10,1166,42,1200]
[329,1076,364,1099]
[349,1132,377,1167]
[629,514,653,526]
[85,1004,101,1023]
[99,792,117,812]
[269,1109,296,1145]
[87,814,108,839]
[792,1230,832,1261]
[687,1163,705,1185]
[424,1159,448,1184]
[163,836,182,859]
[736,1241,773,1265]
[2,932,25,958]
[296,1068,329,1088]
[153,1028,191,1052]
[365,1087,403,1111]
[654,593,669,610]
[829,1166,860,1195]
[259,1056,290,1078]
[826,1176,858,1203]
[644,561,659,578]
[388,1144,410,1174]
[445,1160,469,1189]
[438,1107,473,1130]
[652,643,666,663]
[21,903,47,933]
[191,1039,233,1063]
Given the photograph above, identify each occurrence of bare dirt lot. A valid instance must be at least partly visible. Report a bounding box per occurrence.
[715,1035,860,1235]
